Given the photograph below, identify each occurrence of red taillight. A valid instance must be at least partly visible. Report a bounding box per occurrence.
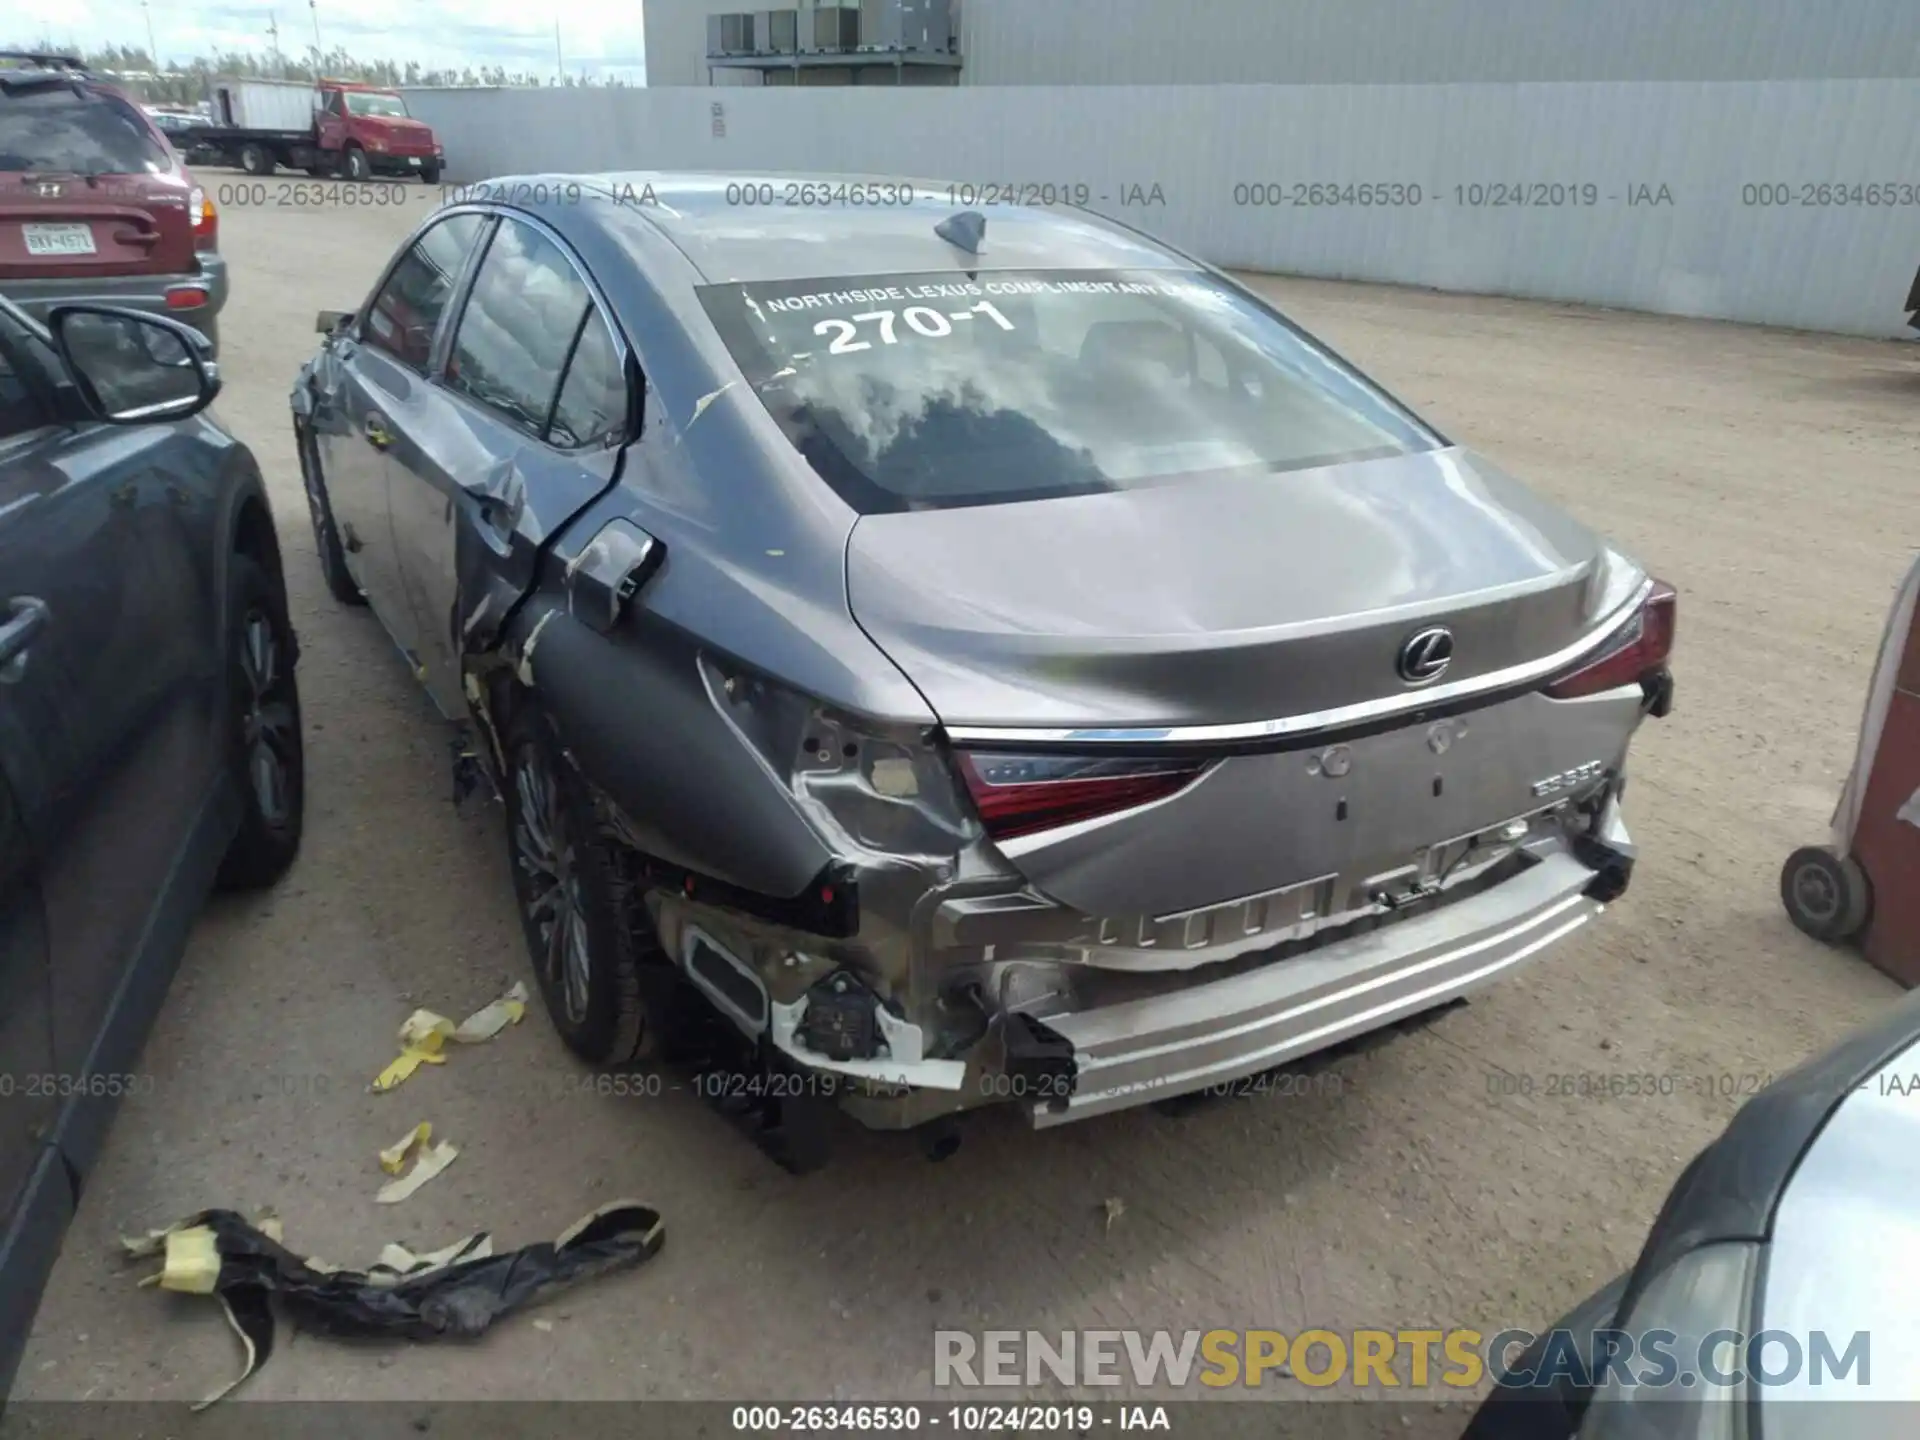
[165,285,208,310]
[956,752,1210,842]
[1544,580,1677,700]
[189,184,218,250]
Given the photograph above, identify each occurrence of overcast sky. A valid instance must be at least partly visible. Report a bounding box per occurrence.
[8,0,649,80]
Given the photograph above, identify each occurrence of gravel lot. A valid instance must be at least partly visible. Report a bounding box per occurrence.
[15,179,1918,1410]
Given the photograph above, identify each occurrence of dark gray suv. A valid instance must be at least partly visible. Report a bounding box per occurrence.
[0,293,302,1396]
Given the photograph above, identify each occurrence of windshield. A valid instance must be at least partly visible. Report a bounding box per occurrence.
[344,91,410,118]
[0,86,170,176]
[698,269,1441,513]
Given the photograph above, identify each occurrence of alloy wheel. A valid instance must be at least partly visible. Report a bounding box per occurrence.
[512,746,592,1025]
[238,606,298,828]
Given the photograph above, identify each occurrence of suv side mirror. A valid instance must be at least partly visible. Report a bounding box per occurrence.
[47,305,219,424]
[315,309,355,335]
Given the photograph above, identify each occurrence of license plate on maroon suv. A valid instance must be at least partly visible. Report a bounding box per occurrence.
[23,223,96,256]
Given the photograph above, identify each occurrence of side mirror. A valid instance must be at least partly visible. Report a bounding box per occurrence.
[47,305,219,425]
[315,309,355,335]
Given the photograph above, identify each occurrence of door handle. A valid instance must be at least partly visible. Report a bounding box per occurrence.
[0,596,51,679]
[364,414,394,451]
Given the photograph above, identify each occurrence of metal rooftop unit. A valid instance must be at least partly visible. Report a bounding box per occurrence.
[705,0,960,81]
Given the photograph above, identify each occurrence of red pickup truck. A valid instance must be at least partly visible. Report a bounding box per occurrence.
[180,78,444,183]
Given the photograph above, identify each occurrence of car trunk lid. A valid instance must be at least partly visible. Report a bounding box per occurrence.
[846,447,1652,920]
[846,446,1629,733]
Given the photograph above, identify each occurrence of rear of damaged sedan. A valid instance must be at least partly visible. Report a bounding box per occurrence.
[306,176,1674,1161]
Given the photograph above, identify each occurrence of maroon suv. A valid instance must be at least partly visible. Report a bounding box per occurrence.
[0,53,225,354]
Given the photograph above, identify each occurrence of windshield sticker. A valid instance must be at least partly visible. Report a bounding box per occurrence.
[761,278,1199,314]
[764,278,1207,358]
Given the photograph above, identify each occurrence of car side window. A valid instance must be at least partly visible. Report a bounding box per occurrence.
[547,306,630,449]
[445,218,592,439]
[362,213,486,372]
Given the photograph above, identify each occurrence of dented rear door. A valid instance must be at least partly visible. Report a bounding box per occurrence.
[385,213,630,715]
[313,210,490,684]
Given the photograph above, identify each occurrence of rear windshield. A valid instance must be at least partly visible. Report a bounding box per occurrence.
[0,86,170,176]
[345,92,409,118]
[697,268,1440,513]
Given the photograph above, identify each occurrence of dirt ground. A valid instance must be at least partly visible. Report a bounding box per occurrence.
[15,179,1919,1413]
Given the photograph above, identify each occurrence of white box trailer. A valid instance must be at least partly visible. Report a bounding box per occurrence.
[207,78,318,133]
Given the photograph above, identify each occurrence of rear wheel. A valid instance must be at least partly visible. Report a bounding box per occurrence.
[216,555,304,890]
[296,421,365,606]
[1780,845,1872,942]
[420,160,441,185]
[342,145,372,183]
[500,695,668,1065]
[239,141,276,176]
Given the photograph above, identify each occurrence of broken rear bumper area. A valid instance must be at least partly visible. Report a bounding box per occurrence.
[1020,840,1613,1126]
[646,791,1634,1134]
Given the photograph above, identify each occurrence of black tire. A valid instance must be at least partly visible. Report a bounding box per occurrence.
[1780,845,1872,943]
[295,421,365,606]
[420,161,441,185]
[500,695,668,1065]
[239,142,276,176]
[342,145,372,183]
[215,554,305,890]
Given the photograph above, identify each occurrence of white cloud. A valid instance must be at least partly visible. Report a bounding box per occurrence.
[8,0,647,81]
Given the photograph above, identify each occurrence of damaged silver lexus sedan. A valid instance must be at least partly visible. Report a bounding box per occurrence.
[291,172,1674,1164]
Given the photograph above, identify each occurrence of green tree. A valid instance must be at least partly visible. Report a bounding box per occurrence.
[6,39,629,93]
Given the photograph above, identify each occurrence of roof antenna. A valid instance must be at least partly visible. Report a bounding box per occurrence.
[934,209,986,255]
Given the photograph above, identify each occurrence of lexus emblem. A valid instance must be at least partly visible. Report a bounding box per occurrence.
[1397,626,1455,685]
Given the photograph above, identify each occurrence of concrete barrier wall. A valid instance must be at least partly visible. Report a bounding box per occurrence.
[402,82,1920,336]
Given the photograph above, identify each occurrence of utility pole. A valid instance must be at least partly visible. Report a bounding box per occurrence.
[309,0,323,66]
[267,13,282,75]
[141,0,159,70]
[554,18,563,85]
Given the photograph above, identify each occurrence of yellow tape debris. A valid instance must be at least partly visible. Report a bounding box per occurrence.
[370,982,529,1092]
[379,1121,433,1176]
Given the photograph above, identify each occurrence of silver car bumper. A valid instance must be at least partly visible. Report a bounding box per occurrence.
[1024,840,1612,1127]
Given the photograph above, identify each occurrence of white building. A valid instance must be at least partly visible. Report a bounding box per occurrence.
[643,0,1920,88]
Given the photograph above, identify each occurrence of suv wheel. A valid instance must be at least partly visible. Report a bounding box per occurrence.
[342,145,372,183]
[239,141,276,176]
[216,554,305,889]
[420,161,442,185]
